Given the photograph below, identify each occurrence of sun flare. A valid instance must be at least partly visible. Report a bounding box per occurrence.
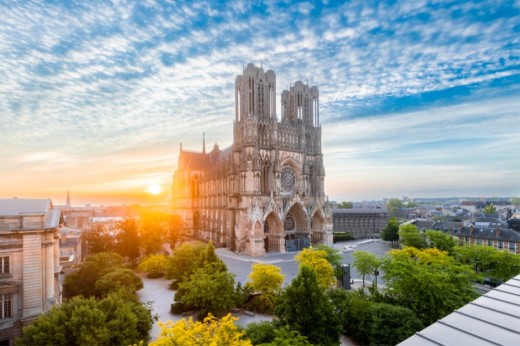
[146,184,162,195]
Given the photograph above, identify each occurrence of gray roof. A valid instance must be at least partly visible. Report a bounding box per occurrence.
[398,274,520,346]
[454,227,520,242]
[0,198,52,216]
[0,198,62,230]
[332,207,388,214]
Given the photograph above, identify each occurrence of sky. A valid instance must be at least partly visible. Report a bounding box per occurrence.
[0,0,519,206]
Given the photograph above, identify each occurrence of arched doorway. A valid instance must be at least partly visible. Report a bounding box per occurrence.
[284,203,310,251]
[311,211,326,245]
[264,212,283,253]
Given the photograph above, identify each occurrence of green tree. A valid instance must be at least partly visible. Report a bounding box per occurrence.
[511,197,520,206]
[387,198,404,215]
[94,268,143,297]
[175,264,236,318]
[368,303,423,345]
[246,264,285,313]
[275,265,341,345]
[63,252,124,299]
[115,219,140,264]
[381,216,400,244]
[382,247,478,325]
[84,224,115,256]
[352,251,381,287]
[138,254,169,274]
[337,201,353,209]
[453,244,520,282]
[398,224,426,249]
[483,204,497,215]
[165,242,206,282]
[295,248,336,288]
[425,229,457,253]
[16,292,153,346]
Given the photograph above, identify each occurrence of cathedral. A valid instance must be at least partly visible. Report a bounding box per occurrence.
[171,63,333,256]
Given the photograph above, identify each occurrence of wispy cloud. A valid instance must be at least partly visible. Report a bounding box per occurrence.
[0,0,518,204]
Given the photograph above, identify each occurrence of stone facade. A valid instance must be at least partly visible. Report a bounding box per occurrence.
[333,208,390,239]
[0,199,62,346]
[172,63,333,256]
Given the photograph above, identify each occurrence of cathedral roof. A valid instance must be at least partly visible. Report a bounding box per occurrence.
[178,151,210,170]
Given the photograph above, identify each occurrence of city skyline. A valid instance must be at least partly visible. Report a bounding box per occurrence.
[1,0,519,206]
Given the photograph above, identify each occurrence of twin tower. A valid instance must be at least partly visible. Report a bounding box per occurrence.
[172,63,332,256]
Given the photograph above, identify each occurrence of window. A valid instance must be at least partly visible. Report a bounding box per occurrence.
[488,239,493,246]
[509,242,515,252]
[477,238,482,245]
[0,257,9,274]
[498,241,503,249]
[0,294,11,318]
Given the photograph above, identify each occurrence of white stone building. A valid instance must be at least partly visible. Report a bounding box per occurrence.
[0,199,62,345]
[171,64,333,256]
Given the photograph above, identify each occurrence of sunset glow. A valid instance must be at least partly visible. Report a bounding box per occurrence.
[147,184,163,196]
[0,0,518,206]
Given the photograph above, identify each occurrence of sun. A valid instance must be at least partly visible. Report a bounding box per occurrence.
[146,184,162,195]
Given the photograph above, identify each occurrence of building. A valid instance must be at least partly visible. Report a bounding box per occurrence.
[0,199,63,345]
[398,274,520,345]
[171,63,333,256]
[332,208,389,239]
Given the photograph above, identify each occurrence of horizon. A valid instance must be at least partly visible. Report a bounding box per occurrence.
[1,0,519,205]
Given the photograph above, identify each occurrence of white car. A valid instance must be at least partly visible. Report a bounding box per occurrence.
[343,245,354,252]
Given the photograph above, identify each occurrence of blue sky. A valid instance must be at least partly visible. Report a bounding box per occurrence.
[0,0,518,205]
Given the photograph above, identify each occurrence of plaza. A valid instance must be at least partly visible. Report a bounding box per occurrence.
[138,239,392,341]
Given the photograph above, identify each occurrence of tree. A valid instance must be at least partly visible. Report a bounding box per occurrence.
[382,248,478,325]
[425,229,457,253]
[175,264,236,317]
[139,210,167,255]
[453,244,520,282]
[387,198,404,215]
[94,268,143,297]
[138,254,169,274]
[165,214,183,251]
[352,251,381,287]
[368,303,423,345]
[483,204,497,215]
[398,224,426,249]
[275,265,341,345]
[63,252,124,299]
[245,322,311,346]
[314,244,343,280]
[115,219,140,264]
[83,224,115,255]
[246,264,285,312]
[295,248,336,288]
[337,201,353,209]
[152,314,251,346]
[381,216,399,244]
[165,242,206,282]
[511,197,520,206]
[17,292,153,346]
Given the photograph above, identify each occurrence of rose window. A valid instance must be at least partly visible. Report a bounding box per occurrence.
[281,166,296,193]
[284,215,295,231]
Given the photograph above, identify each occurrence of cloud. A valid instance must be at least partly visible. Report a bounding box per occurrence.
[0,0,518,203]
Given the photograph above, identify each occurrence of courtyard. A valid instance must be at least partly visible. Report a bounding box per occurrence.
[138,239,392,341]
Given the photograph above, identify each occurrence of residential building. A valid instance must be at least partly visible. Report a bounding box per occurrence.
[171,63,333,256]
[0,199,63,345]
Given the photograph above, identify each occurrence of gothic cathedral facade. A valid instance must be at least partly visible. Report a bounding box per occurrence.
[171,63,333,256]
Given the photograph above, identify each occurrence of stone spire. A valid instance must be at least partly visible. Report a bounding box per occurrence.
[66,191,71,208]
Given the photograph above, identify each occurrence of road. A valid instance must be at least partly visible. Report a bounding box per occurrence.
[217,239,392,286]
